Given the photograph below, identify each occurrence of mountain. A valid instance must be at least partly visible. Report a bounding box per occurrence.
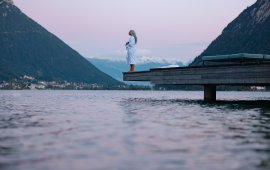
[0,0,122,86]
[191,0,270,65]
[88,58,184,84]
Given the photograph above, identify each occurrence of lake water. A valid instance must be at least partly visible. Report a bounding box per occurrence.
[0,90,270,170]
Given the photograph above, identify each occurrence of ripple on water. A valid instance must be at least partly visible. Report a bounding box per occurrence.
[0,90,270,170]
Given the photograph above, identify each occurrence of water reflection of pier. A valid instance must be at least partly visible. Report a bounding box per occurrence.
[123,63,270,101]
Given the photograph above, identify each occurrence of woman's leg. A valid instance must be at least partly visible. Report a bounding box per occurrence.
[131,64,135,72]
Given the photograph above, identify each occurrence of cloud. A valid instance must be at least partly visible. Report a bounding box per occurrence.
[92,48,174,64]
[136,55,180,64]
[113,48,152,56]
[88,42,209,65]
[88,53,182,65]
[136,49,152,56]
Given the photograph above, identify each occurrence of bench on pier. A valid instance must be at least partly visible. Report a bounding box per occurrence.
[202,53,270,65]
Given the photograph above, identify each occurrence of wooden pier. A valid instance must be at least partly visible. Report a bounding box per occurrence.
[123,63,270,101]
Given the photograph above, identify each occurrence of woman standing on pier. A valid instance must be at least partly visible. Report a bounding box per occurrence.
[126,30,137,72]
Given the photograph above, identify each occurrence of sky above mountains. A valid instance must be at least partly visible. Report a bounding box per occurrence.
[13,0,256,63]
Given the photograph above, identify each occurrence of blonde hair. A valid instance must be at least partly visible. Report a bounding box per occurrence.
[129,30,138,44]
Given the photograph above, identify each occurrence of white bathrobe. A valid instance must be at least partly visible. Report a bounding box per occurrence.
[126,36,136,65]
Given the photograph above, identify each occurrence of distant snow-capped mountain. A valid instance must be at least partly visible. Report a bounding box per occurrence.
[136,55,182,64]
[90,54,187,65]
[87,58,184,85]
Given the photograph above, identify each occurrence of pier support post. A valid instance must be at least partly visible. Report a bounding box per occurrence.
[204,85,216,102]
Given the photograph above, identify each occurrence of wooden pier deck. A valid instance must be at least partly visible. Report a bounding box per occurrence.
[123,63,270,101]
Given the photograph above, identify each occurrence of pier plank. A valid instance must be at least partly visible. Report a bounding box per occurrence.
[123,63,270,86]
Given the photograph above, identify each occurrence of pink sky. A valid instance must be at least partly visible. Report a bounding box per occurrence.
[13,0,256,63]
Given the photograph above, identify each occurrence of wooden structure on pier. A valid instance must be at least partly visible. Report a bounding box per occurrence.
[123,55,270,101]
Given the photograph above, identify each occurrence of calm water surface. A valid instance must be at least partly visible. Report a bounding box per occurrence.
[0,90,270,170]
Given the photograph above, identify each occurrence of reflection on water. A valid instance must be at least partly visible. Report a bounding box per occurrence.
[0,90,270,170]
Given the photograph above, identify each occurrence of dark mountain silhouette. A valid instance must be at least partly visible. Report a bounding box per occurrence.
[0,0,122,86]
[191,0,270,65]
